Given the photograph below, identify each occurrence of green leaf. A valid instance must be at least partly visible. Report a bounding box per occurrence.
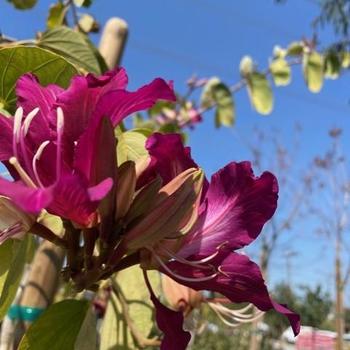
[239,56,254,77]
[273,45,286,59]
[0,236,34,320]
[7,0,36,9]
[247,72,273,115]
[270,58,291,86]
[78,14,99,33]
[73,0,92,7]
[0,46,77,113]
[286,41,304,56]
[19,300,90,350]
[75,307,98,350]
[341,52,350,68]
[324,51,341,80]
[100,267,160,350]
[201,78,235,127]
[303,51,324,93]
[200,77,220,109]
[47,2,67,29]
[212,84,235,127]
[37,26,106,74]
[116,129,151,165]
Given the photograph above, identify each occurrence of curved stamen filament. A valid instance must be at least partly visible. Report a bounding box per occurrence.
[9,157,36,188]
[32,141,50,188]
[23,108,39,136]
[0,222,23,242]
[160,246,218,270]
[208,302,264,327]
[210,302,257,319]
[12,107,23,158]
[152,251,218,283]
[56,107,64,180]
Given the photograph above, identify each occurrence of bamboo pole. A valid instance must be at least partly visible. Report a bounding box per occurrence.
[99,18,128,69]
[19,241,65,329]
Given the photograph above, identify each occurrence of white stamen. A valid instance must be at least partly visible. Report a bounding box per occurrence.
[208,302,264,327]
[56,107,64,131]
[32,141,50,188]
[161,246,220,266]
[13,107,24,143]
[0,222,23,243]
[9,157,36,188]
[152,252,218,283]
[56,108,64,180]
[23,108,39,136]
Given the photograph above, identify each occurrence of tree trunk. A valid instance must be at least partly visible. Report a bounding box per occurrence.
[335,250,344,350]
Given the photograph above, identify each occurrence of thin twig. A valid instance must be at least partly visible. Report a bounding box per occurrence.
[111,279,161,348]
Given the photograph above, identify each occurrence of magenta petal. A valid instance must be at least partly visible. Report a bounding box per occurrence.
[88,178,113,201]
[0,115,14,161]
[0,178,52,214]
[85,68,128,89]
[16,74,59,143]
[74,116,117,186]
[137,133,199,188]
[180,162,278,257]
[144,271,191,350]
[164,252,300,336]
[56,69,130,145]
[55,75,95,144]
[49,174,104,226]
[93,78,176,127]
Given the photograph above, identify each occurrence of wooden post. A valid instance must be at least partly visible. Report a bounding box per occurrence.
[99,18,128,69]
[19,241,65,328]
[335,235,344,350]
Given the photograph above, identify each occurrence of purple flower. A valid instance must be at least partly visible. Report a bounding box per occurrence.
[134,133,300,348]
[0,70,176,228]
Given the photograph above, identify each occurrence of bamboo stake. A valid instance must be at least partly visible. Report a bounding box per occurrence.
[99,18,128,69]
[19,241,65,329]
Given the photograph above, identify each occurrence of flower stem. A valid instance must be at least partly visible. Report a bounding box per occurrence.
[31,222,68,249]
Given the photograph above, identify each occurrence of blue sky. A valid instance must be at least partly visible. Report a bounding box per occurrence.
[1,0,349,297]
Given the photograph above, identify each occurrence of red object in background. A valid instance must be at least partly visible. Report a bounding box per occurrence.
[296,329,336,350]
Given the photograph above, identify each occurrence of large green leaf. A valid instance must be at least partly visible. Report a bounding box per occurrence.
[269,58,291,86]
[7,0,36,9]
[37,26,107,74]
[246,72,273,115]
[0,236,34,320]
[0,46,77,112]
[116,128,151,165]
[100,267,160,350]
[303,51,324,93]
[19,300,90,350]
